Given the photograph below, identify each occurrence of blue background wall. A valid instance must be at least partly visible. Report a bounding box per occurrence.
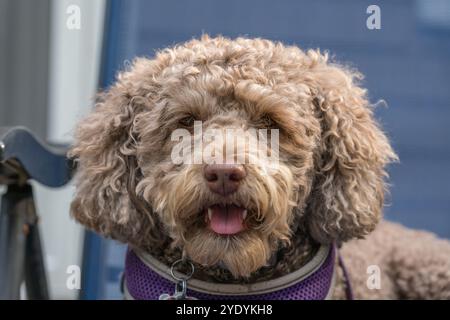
[82,0,450,299]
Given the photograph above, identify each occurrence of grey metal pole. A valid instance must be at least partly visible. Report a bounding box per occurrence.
[24,192,50,300]
[0,184,29,299]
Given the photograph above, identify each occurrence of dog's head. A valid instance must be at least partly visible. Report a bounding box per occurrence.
[70,36,397,277]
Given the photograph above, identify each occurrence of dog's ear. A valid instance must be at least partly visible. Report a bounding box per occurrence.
[69,63,159,246]
[305,51,397,243]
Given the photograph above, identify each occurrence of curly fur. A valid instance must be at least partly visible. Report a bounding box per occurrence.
[69,35,450,298]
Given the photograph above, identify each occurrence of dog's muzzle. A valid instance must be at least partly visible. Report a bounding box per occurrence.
[122,244,353,300]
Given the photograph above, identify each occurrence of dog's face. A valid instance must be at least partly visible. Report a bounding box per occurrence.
[134,81,314,276]
[70,36,396,277]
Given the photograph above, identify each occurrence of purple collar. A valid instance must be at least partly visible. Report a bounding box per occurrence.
[123,244,351,300]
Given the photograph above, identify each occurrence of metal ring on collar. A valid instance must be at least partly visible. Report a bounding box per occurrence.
[170,259,195,281]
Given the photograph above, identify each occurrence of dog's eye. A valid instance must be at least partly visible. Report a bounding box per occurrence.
[178,115,196,127]
[261,114,276,128]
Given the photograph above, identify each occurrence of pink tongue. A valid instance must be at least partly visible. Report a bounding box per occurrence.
[209,205,245,235]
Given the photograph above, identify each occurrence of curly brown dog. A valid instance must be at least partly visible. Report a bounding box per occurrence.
[69,36,450,299]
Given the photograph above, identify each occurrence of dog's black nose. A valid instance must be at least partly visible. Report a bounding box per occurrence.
[204,164,246,196]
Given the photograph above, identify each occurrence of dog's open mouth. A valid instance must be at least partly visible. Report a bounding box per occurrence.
[204,204,247,235]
